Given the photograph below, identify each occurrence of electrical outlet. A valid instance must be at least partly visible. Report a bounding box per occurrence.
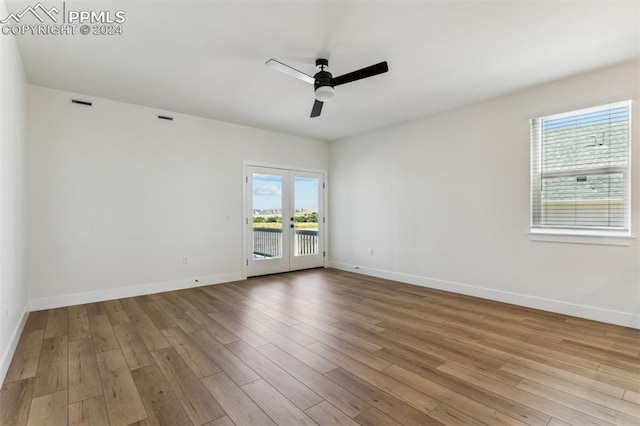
[369,248,374,256]
[182,256,189,264]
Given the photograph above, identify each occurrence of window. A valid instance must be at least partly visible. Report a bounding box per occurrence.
[530,101,631,236]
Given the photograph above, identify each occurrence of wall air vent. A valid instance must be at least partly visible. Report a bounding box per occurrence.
[71,99,92,106]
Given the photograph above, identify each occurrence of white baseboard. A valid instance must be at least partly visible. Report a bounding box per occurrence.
[329,261,640,329]
[29,272,244,311]
[0,302,29,386]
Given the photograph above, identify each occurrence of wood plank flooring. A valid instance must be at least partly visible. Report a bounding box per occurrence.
[1,268,639,425]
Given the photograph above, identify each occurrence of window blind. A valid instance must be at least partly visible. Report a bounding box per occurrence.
[530,101,631,233]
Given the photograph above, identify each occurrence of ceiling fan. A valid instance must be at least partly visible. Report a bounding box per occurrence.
[265,58,389,118]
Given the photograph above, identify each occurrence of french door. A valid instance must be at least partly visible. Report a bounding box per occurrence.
[246,166,325,277]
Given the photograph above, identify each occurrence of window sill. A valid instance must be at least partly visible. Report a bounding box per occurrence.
[528,230,634,246]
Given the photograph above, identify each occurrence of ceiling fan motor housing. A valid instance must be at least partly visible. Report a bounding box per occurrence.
[314,58,334,101]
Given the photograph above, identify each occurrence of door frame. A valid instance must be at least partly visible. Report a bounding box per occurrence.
[241,160,328,279]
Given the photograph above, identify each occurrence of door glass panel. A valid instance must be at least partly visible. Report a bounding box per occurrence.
[293,176,319,256]
[252,173,283,260]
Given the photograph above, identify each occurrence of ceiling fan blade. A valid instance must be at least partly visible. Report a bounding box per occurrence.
[310,99,323,118]
[331,61,389,87]
[265,59,314,85]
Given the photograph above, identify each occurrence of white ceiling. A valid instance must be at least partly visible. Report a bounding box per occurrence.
[6,0,640,141]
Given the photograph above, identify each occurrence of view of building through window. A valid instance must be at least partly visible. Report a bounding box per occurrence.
[531,101,630,232]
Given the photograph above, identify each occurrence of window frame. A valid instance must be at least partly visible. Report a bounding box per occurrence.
[529,100,632,241]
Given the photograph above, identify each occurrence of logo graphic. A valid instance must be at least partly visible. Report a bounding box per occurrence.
[0,2,58,24]
[1,2,126,36]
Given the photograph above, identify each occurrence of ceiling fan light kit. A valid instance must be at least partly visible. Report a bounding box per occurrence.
[265,57,389,118]
[313,58,334,102]
[314,86,334,102]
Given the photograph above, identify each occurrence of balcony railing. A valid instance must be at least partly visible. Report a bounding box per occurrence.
[296,229,318,256]
[253,227,318,258]
[253,228,283,258]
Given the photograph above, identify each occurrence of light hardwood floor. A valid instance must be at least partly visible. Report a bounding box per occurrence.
[1,268,639,425]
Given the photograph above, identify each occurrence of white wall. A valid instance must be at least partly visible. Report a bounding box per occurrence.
[0,0,29,383]
[329,60,640,328]
[27,86,328,307]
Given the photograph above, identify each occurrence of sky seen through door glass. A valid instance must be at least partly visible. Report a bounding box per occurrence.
[253,174,318,211]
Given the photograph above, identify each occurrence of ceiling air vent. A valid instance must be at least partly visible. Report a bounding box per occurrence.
[71,99,92,106]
